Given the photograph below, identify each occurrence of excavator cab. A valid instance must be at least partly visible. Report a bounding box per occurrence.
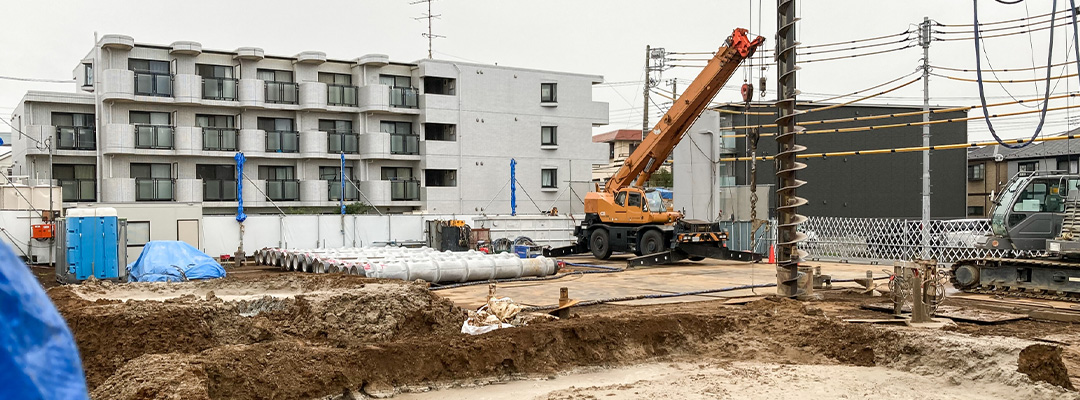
[983,171,1078,251]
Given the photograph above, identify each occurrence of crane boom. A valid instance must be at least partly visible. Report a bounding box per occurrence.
[604,29,764,194]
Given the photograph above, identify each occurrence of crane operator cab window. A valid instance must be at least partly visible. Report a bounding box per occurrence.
[615,191,627,207]
[645,190,666,213]
[628,192,643,210]
[1012,181,1066,214]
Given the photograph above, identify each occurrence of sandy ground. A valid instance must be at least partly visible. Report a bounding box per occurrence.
[397,361,1071,400]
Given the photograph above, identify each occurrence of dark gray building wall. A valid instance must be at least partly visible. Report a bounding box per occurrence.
[730,103,967,219]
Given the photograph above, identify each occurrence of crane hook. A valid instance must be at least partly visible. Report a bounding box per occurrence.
[741,81,754,108]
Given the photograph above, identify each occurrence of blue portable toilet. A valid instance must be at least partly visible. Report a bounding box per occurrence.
[55,207,126,284]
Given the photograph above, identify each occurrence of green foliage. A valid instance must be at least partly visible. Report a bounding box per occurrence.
[648,168,673,188]
[344,202,376,215]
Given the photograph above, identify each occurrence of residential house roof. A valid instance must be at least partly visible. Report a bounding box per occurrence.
[592,129,643,143]
[969,129,1080,161]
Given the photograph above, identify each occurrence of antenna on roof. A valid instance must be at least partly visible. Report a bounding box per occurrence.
[411,0,445,59]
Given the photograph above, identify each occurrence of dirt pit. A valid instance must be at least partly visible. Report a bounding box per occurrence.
[48,270,1080,400]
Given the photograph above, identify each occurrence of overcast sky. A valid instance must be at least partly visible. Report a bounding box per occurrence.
[1,0,1075,143]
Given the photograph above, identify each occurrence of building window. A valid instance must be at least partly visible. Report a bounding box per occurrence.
[196,164,237,201]
[541,126,557,146]
[131,111,174,150]
[424,123,456,141]
[197,114,237,151]
[258,69,297,104]
[127,221,150,247]
[129,59,172,97]
[1018,161,1039,172]
[380,75,412,87]
[381,167,418,201]
[425,169,457,187]
[259,166,299,201]
[52,113,96,150]
[381,167,413,180]
[541,82,557,103]
[967,206,985,216]
[382,121,418,155]
[967,164,985,181]
[53,164,96,202]
[541,168,558,188]
[423,77,456,95]
[320,73,357,107]
[197,64,237,101]
[130,163,173,201]
[83,63,93,86]
[259,117,298,153]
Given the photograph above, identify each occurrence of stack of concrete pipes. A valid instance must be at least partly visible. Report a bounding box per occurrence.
[252,246,560,284]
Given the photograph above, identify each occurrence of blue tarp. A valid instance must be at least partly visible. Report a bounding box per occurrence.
[127,241,227,282]
[653,188,673,200]
[0,242,89,399]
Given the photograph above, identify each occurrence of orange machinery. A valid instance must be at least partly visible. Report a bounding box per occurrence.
[548,28,765,265]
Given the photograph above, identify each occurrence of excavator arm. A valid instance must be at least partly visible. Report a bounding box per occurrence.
[604,28,765,194]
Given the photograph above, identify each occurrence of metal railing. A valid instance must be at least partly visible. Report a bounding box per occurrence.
[328,132,359,154]
[55,126,96,150]
[134,125,174,149]
[133,71,173,97]
[389,86,418,108]
[265,130,299,153]
[328,180,359,201]
[390,133,420,155]
[202,77,238,101]
[327,84,358,106]
[202,127,238,151]
[265,180,300,201]
[203,179,237,201]
[58,179,96,202]
[265,81,298,104]
[390,179,420,201]
[135,178,174,201]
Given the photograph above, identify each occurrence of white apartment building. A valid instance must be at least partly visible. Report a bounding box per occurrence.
[9,35,609,215]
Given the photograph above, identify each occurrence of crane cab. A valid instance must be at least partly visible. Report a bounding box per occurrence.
[984,171,1079,251]
[584,187,680,225]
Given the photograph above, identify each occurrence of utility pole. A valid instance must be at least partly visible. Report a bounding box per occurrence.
[775,0,808,298]
[643,45,651,141]
[920,16,932,260]
[412,0,444,59]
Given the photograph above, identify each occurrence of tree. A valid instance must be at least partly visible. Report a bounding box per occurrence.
[648,168,673,188]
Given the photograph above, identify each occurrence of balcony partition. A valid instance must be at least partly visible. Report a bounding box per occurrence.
[328,181,359,201]
[203,179,238,201]
[58,179,96,202]
[135,178,175,201]
[327,84,358,106]
[389,86,418,108]
[134,125,174,149]
[265,180,300,201]
[265,131,300,153]
[134,72,173,97]
[390,133,420,155]
[328,132,359,154]
[56,126,96,150]
[265,81,298,104]
[203,128,238,151]
[390,179,420,201]
[202,77,238,101]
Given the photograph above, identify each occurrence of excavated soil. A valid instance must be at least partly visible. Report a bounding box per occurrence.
[47,272,1080,400]
[1019,344,1075,390]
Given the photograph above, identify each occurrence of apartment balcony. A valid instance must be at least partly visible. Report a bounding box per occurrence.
[327,180,359,201]
[265,130,300,153]
[135,178,175,201]
[300,130,327,157]
[298,81,327,110]
[391,133,420,155]
[102,124,134,155]
[202,179,238,202]
[201,77,238,102]
[390,86,419,109]
[56,126,96,151]
[238,79,264,107]
[357,132,420,160]
[173,74,201,104]
[419,140,456,156]
[101,69,135,101]
[175,179,202,202]
[327,84,359,107]
[265,180,300,202]
[300,180,325,202]
[265,81,298,105]
[133,72,173,98]
[357,85,420,114]
[58,179,96,202]
[238,129,265,154]
[134,125,174,150]
[201,127,239,152]
[359,179,421,206]
[419,94,459,124]
[327,132,359,154]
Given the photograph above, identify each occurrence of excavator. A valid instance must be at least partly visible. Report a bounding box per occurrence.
[546,28,765,266]
[951,170,1080,300]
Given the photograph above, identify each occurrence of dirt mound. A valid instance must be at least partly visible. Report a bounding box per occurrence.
[1019,344,1075,390]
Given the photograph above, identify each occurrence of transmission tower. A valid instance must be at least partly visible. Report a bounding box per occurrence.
[411,0,445,59]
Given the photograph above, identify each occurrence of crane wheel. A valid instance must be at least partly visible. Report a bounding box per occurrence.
[590,229,613,260]
[638,230,667,255]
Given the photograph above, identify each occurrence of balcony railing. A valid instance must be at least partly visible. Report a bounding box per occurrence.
[390,133,420,155]
[328,132,359,154]
[133,71,173,97]
[202,77,238,101]
[265,81,298,104]
[203,179,237,201]
[389,86,418,108]
[265,180,300,201]
[265,130,299,153]
[134,125,174,149]
[327,84,358,107]
[328,180,359,201]
[55,126,96,150]
[390,179,420,201]
[58,179,96,202]
[202,128,238,151]
[135,178,175,201]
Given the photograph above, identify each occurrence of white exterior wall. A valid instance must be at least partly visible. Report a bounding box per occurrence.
[8,36,608,216]
[673,110,738,220]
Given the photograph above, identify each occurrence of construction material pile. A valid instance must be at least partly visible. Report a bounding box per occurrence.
[252,246,559,283]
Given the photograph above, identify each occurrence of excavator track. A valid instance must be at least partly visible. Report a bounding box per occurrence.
[951,257,1080,303]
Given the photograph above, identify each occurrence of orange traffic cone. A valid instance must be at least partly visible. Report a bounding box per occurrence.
[767,244,776,264]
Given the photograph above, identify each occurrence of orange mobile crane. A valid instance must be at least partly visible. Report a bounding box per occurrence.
[546,28,765,266]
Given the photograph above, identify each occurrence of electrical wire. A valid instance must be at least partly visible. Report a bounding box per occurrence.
[713,76,923,116]
[933,71,1077,83]
[936,20,1058,41]
[0,75,72,84]
[929,61,1073,73]
[936,7,1061,27]
[934,12,1073,35]
[800,44,918,64]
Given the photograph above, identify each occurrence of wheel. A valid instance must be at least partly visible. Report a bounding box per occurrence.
[590,229,613,260]
[637,230,667,256]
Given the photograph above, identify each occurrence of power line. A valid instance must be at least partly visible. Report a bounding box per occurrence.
[0,75,72,84]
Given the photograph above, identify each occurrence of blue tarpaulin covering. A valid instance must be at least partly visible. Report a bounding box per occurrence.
[653,188,673,200]
[0,242,89,399]
[127,241,227,282]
